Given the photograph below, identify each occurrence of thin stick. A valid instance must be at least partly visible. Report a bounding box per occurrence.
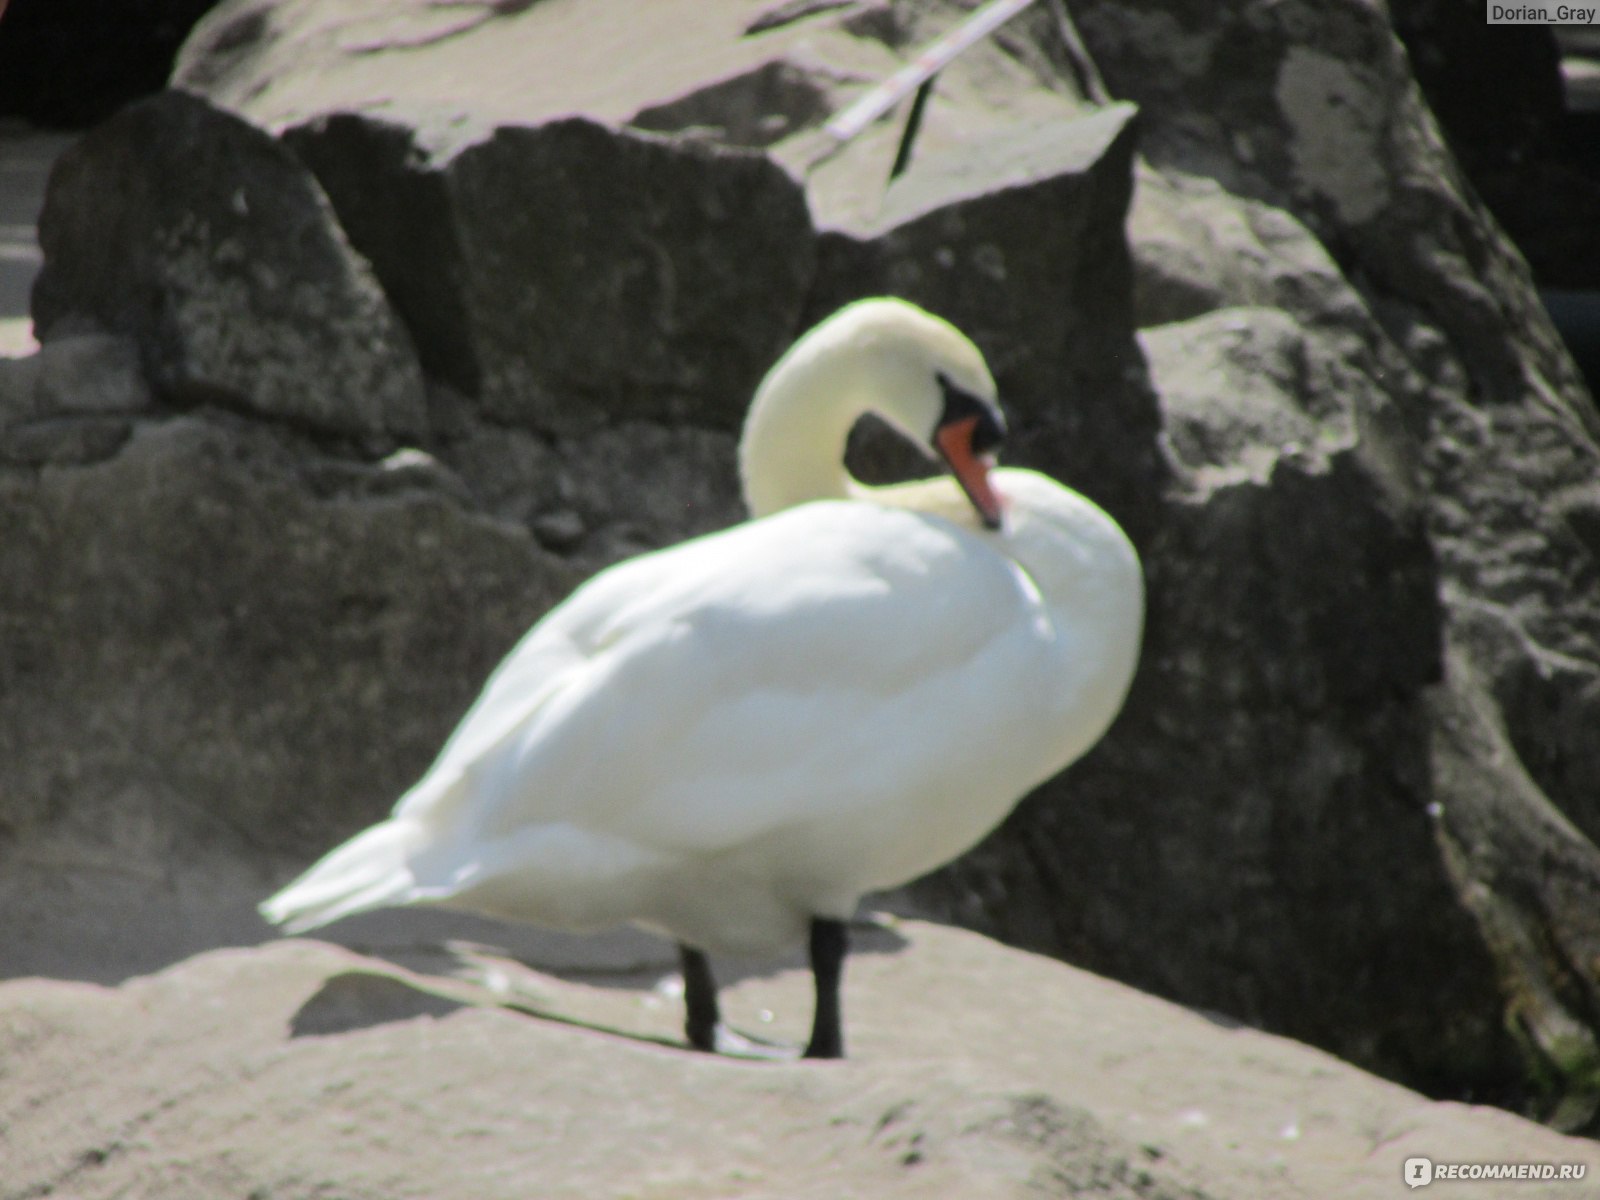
[888,75,937,183]
[821,0,1042,145]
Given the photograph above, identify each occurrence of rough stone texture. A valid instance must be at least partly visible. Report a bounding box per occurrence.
[4,0,1600,1146]
[31,90,428,439]
[0,332,151,464]
[0,414,552,978]
[1429,648,1600,1133]
[1043,0,1600,1120]
[1126,163,1362,331]
[281,114,816,435]
[29,332,152,416]
[5,921,1595,1200]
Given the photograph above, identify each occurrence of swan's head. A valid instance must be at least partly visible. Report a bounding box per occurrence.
[742,297,1008,528]
[928,367,1007,530]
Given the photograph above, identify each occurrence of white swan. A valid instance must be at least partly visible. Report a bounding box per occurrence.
[260,297,1144,1059]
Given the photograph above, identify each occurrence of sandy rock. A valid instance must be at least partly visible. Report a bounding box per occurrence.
[5,921,1594,1200]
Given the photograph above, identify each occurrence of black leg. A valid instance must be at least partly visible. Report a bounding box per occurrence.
[804,916,849,1059]
[679,943,719,1052]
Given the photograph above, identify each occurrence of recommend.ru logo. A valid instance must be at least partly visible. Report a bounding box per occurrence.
[1403,1155,1589,1187]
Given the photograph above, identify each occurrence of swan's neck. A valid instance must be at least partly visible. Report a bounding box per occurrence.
[737,341,869,519]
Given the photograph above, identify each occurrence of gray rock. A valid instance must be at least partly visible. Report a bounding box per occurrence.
[1065,0,1600,1121]
[1127,164,1363,332]
[631,59,834,148]
[32,89,428,440]
[0,415,558,978]
[0,332,151,464]
[0,414,132,466]
[1148,307,1363,489]
[0,351,41,428]
[282,113,816,435]
[34,332,152,415]
[1429,648,1600,1133]
[531,508,586,554]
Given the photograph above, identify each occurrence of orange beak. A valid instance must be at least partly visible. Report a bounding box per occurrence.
[935,416,1005,531]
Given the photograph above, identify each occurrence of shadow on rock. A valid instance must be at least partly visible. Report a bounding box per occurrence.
[288,970,471,1037]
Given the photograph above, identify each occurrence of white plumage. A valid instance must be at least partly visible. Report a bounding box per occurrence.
[261,297,1144,1057]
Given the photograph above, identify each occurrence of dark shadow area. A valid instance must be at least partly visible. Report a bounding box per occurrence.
[0,0,222,128]
[1391,7,1600,399]
[1544,288,1600,396]
[1392,7,1600,291]
[289,970,471,1038]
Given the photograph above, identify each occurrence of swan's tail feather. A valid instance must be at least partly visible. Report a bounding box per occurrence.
[259,819,426,935]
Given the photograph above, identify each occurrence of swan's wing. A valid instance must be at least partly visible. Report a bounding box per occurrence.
[415,500,1047,857]
[398,575,618,806]
[392,518,776,819]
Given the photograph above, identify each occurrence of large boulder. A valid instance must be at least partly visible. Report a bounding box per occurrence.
[1060,0,1600,1119]
[0,414,553,976]
[279,113,815,435]
[5,0,1599,1136]
[31,89,427,439]
[917,288,1512,1101]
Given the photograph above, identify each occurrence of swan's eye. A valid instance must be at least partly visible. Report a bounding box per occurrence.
[969,407,1004,454]
[936,374,1005,454]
